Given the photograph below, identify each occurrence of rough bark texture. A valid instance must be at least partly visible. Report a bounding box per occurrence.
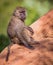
[0,10,53,65]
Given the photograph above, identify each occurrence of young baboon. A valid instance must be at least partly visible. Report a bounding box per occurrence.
[6,7,38,61]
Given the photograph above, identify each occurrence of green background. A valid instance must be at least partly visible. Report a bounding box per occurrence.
[0,0,53,52]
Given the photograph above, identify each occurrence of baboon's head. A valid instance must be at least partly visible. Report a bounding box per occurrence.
[13,7,26,21]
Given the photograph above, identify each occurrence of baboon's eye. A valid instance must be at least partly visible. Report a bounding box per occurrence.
[20,10,25,13]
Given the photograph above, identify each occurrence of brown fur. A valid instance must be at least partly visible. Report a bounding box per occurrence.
[6,7,36,61]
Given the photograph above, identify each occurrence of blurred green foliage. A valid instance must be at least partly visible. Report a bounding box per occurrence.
[0,35,10,52]
[0,0,53,52]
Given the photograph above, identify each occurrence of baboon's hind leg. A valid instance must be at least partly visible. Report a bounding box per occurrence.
[16,31,34,49]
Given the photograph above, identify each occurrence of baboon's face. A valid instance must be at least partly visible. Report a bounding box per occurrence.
[13,7,26,21]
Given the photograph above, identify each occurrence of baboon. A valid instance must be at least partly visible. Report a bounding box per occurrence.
[6,7,39,61]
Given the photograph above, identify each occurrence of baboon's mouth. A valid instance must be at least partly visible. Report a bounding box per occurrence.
[20,13,26,20]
